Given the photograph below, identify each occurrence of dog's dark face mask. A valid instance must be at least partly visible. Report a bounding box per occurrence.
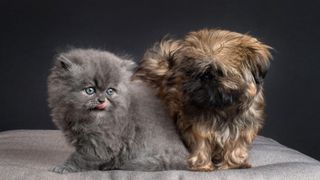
[182,65,242,110]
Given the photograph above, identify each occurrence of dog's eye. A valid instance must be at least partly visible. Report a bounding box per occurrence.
[185,70,193,77]
[199,72,213,81]
[217,69,224,77]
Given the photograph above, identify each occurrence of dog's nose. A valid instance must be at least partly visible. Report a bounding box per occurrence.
[97,97,106,103]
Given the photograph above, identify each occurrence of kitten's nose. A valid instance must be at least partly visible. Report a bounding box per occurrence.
[97,97,106,103]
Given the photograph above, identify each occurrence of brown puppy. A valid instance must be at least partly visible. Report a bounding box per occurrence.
[133,29,272,171]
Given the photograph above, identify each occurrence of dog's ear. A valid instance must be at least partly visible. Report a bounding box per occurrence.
[133,38,181,83]
[149,38,182,69]
[241,37,272,85]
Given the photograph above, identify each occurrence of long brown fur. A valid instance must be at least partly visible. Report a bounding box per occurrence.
[133,29,272,171]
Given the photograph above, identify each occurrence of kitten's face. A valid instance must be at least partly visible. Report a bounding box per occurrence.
[68,72,123,113]
[48,49,133,115]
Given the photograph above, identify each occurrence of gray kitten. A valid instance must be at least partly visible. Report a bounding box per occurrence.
[47,48,188,173]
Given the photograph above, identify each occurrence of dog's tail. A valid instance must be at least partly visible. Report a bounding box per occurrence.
[132,38,182,87]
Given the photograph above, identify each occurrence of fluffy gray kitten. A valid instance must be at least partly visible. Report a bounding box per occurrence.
[47,48,188,173]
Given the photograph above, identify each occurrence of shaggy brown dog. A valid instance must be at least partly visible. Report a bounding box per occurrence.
[133,29,272,171]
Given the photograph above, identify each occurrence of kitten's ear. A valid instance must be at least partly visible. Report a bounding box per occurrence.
[56,55,73,71]
[121,59,137,72]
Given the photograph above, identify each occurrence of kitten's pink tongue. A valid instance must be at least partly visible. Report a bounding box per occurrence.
[95,102,107,110]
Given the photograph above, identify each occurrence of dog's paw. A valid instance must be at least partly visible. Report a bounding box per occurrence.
[217,162,252,170]
[188,156,215,171]
[189,163,215,171]
[49,164,78,174]
[238,162,252,169]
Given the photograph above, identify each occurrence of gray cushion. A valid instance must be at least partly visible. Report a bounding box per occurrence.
[0,130,319,180]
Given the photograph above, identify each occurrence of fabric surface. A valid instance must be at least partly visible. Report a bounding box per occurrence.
[0,130,319,180]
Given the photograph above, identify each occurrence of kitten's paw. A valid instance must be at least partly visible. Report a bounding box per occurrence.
[49,164,79,174]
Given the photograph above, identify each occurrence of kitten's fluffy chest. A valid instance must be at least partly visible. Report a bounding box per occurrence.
[66,116,125,163]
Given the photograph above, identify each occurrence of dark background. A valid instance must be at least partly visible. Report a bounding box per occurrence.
[1,0,319,160]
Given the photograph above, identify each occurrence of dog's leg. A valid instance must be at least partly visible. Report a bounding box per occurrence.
[186,124,215,171]
[217,129,256,169]
[218,143,251,169]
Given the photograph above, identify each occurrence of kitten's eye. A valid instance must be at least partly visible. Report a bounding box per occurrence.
[84,87,96,95]
[106,88,115,96]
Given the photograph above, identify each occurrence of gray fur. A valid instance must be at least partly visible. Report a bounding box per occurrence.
[47,48,188,173]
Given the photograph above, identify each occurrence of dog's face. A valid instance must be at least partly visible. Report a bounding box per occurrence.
[173,29,272,110]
